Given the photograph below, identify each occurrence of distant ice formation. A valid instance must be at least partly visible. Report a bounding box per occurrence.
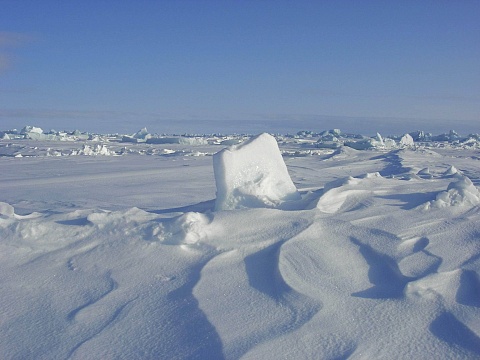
[399,133,414,147]
[213,133,301,210]
[146,137,208,145]
[1,125,479,159]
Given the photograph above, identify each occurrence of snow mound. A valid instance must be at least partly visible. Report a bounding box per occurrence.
[0,201,41,220]
[75,144,114,156]
[0,202,15,219]
[86,207,154,228]
[316,176,370,213]
[443,165,460,176]
[359,171,382,179]
[399,133,414,147]
[152,212,212,245]
[213,133,300,210]
[425,175,480,209]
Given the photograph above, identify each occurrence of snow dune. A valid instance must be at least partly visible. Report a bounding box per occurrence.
[1,131,480,359]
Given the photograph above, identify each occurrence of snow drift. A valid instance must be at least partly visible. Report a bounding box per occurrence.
[425,174,480,209]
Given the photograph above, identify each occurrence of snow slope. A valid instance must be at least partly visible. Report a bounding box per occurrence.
[1,131,480,359]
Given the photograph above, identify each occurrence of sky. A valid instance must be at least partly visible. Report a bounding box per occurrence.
[0,0,479,135]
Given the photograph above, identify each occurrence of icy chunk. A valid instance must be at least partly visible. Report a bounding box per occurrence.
[315,132,342,149]
[146,137,208,145]
[409,130,431,141]
[20,125,43,134]
[399,133,414,147]
[432,130,461,142]
[133,127,151,140]
[443,165,459,176]
[78,144,113,156]
[121,128,152,143]
[344,138,374,150]
[213,133,300,210]
[344,133,396,150]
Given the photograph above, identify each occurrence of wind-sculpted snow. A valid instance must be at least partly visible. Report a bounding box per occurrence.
[423,174,480,209]
[1,132,480,359]
[193,210,321,359]
[0,206,223,359]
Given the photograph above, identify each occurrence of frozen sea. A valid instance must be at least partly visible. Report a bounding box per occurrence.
[1,127,480,359]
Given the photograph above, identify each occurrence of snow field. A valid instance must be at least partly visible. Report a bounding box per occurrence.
[1,131,480,359]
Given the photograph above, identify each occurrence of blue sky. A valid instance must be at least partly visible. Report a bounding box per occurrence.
[1,1,479,134]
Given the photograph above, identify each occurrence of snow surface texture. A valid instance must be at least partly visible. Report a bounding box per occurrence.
[213,133,300,210]
[1,129,480,359]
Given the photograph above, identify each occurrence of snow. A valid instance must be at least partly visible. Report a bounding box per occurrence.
[20,125,43,134]
[213,133,301,210]
[444,165,459,176]
[0,202,15,218]
[146,136,208,145]
[343,132,396,150]
[425,174,480,208]
[1,126,480,359]
[400,133,415,147]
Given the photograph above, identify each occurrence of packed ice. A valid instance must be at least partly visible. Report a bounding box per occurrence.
[213,133,300,210]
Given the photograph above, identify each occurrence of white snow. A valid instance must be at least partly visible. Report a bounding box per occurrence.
[425,174,480,208]
[343,133,396,150]
[133,127,151,140]
[146,136,208,145]
[1,126,480,359]
[20,125,43,134]
[444,165,459,176]
[418,167,433,179]
[213,133,301,210]
[399,133,415,147]
[0,202,15,218]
